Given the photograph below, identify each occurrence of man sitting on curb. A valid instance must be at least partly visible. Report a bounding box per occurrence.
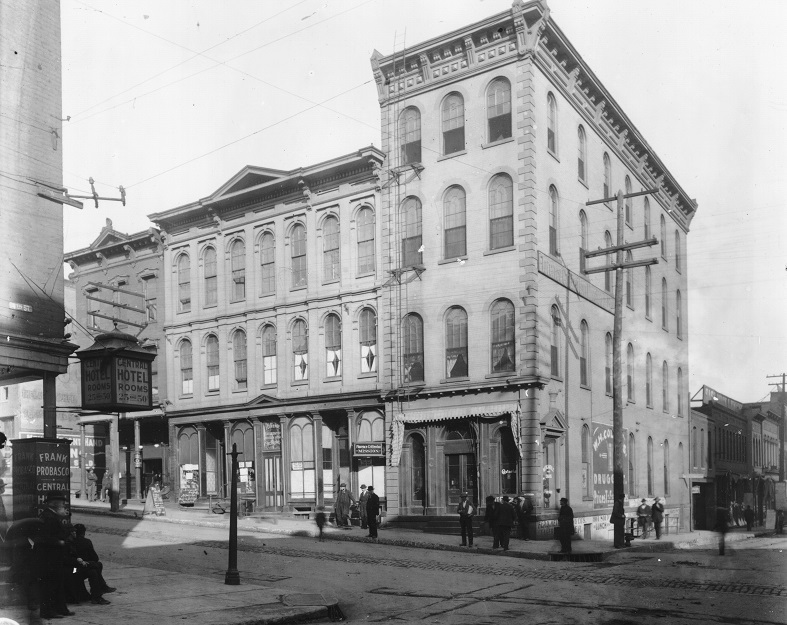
[72,524,116,604]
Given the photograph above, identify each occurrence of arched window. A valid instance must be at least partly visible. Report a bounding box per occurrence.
[177,254,191,312]
[625,251,633,307]
[359,308,377,374]
[489,174,513,250]
[292,319,308,381]
[628,433,636,496]
[178,426,200,467]
[260,232,275,296]
[624,176,632,226]
[231,423,254,470]
[549,185,559,256]
[604,231,613,292]
[579,320,589,387]
[399,107,421,165]
[677,367,684,417]
[357,412,385,493]
[660,214,667,258]
[662,361,669,413]
[262,324,277,385]
[550,305,561,377]
[491,299,515,373]
[577,125,587,181]
[230,239,246,302]
[646,353,653,407]
[547,93,557,153]
[445,307,468,378]
[487,78,512,142]
[603,153,611,198]
[676,290,683,339]
[626,343,635,401]
[180,339,193,395]
[206,334,219,391]
[322,216,340,283]
[204,247,217,307]
[356,207,375,275]
[233,330,247,390]
[661,278,668,330]
[644,197,651,240]
[403,314,424,383]
[675,230,681,272]
[605,333,613,394]
[325,313,342,378]
[663,439,670,496]
[645,266,652,318]
[291,224,307,288]
[579,210,588,260]
[358,412,385,442]
[401,197,423,267]
[444,186,467,259]
[647,437,654,496]
[442,93,465,155]
[289,417,315,498]
[582,424,592,497]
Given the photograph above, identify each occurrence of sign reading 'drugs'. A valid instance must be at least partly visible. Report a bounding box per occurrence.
[80,355,153,411]
[353,443,385,457]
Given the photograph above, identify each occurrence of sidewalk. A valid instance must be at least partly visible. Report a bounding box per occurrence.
[2,499,776,625]
[69,497,776,560]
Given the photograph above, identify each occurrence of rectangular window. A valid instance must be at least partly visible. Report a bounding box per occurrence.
[444,127,464,155]
[402,235,422,268]
[490,216,513,250]
[488,113,511,143]
[551,345,559,377]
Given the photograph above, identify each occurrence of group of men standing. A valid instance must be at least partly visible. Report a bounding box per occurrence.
[457,493,540,551]
[635,497,666,539]
[332,483,381,539]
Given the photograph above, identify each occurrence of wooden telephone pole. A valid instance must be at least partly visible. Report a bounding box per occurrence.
[583,188,659,547]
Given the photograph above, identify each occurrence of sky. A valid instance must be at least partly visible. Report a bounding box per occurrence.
[59,0,786,405]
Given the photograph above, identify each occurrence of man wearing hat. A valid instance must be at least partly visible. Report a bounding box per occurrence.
[365,485,380,539]
[333,482,355,528]
[495,495,516,551]
[457,492,475,547]
[558,497,575,553]
[34,492,75,618]
[637,498,650,539]
[358,484,370,529]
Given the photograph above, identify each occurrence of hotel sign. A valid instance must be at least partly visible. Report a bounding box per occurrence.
[80,354,153,411]
[538,252,614,314]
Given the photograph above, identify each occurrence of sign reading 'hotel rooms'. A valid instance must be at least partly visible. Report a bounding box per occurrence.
[77,330,156,412]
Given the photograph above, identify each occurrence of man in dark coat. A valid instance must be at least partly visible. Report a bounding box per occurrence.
[715,505,730,555]
[34,493,75,619]
[558,497,575,553]
[457,492,475,547]
[651,497,665,539]
[333,483,355,528]
[72,524,115,603]
[86,468,98,502]
[610,493,626,548]
[744,505,755,531]
[495,495,516,551]
[358,485,370,529]
[365,485,381,539]
[637,498,650,538]
[483,495,498,545]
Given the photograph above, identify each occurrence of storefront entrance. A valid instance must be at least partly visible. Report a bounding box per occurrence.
[446,453,477,506]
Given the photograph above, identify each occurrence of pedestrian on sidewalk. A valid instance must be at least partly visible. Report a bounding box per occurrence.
[651,497,665,539]
[315,507,327,542]
[743,505,754,531]
[457,492,475,547]
[558,497,574,554]
[495,495,516,551]
[365,485,380,539]
[34,492,75,619]
[610,493,626,548]
[101,471,112,503]
[636,499,650,539]
[358,484,369,530]
[86,468,98,502]
[333,483,355,528]
[714,505,730,555]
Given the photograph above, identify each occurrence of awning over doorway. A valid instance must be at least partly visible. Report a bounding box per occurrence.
[390,403,520,467]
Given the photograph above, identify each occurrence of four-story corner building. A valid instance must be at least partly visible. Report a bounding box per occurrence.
[371,0,697,537]
[149,148,387,514]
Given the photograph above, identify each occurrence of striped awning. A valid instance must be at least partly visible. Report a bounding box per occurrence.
[390,403,521,467]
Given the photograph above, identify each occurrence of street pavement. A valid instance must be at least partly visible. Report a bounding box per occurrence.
[1,498,781,625]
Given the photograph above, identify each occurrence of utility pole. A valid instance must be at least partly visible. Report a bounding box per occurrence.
[766,373,786,482]
[583,188,658,547]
